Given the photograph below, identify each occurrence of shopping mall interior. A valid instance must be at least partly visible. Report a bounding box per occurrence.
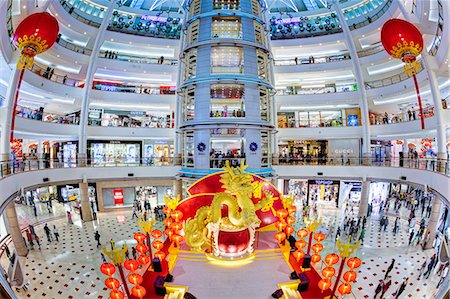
[0,0,448,298]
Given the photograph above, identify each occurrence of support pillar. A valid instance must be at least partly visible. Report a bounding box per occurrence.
[426,198,442,249]
[4,202,28,257]
[358,180,370,217]
[173,179,183,200]
[79,182,93,222]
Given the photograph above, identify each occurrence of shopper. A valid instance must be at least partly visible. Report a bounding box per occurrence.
[384,259,395,279]
[418,260,427,278]
[94,231,101,247]
[423,254,437,279]
[437,263,449,288]
[393,277,408,298]
[109,239,115,250]
[380,276,392,298]
[43,224,52,242]
[132,206,138,219]
[101,253,107,263]
[34,234,41,250]
[53,225,59,242]
[374,279,384,299]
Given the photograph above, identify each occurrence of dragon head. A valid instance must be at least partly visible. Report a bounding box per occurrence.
[220,160,254,197]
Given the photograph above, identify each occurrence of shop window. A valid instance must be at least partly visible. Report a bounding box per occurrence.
[183,48,197,80]
[190,0,201,17]
[211,46,243,74]
[212,17,242,39]
[89,141,141,165]
[277,112,296,128]
[186,20,200,45]
[210,128,245,136]
[256,49,269,80]
[210,137,244,168]
[213,0,240,10]
[251,0,261,17]
[254,21,265,46]
[210,84,245,118]
[183,131,195,167]
[260,130,270,167]
[182,86,195,121]
[259,87,270,121]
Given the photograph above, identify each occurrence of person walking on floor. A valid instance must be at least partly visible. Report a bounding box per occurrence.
[132,206,138,219]
[94,231,101,247]
[393,277,408,298]
[101,253,107,263]
[43,224,52,242]
[132,247,137,260]
[25,230,34,249]
[109,239,115,250]
[437,263,449,288]
[418,260,427,278]
[53,225,59,242]
[385,259,395,279]
[34,234,41,250]
[358,228,365,244]
[374,279,384,299]
[380,276,392,298]
[423,254,437,279]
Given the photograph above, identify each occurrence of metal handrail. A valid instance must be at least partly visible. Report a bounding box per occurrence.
[365,61,424,89]
[30,63,84,87]
[429,0,444,56]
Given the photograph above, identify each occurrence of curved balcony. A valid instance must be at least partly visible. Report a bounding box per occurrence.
[269,0,393,40]
[29,63,84,88]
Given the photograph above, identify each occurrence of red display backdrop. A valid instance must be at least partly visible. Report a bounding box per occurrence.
[177,172,284,228]
[113,189,124,205]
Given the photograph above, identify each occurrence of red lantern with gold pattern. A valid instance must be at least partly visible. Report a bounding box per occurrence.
[297,229,308,239]
[152,240,164,251]
[347,257,362,269]
[154,251,166,260]
[293,250,305,261]
[343,270,357,283]
[170,210,184,222]
[322,266,336,278]
[311,253,321,263]
[338,283,352,295]
[110,289,125,299]
[128,273,143,285]
[312,243,324,253]
[381,19,425,129]
[138,254,151,265]
[295,240,306,249]
[318,278,332,292]
[134,233,146,244]
[100,263,116,276]
[287,205,296,215]
[313,232,326,242]
[165,228,174,239]
[285,225,294,237]
[105,277,120,290]
[276,209,288,219]
[151,229,163,239]
[275,221,287,231]
[136,243,148,255]
[286,216,295,225]
[131,285,147,299]
[274,231,286,243]
[172,234,184,245]
[13,12,59,70]
[164,217,173,228]
[170,222,183,232]
[325,253,340,266]
[123,259,140,272]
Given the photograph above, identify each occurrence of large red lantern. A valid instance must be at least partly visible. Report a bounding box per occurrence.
[128,273,143,285]
[152,240,164,251]
[297,229,308,239]
[381,19,425,129]
[134,233,146,243]
[138,254,151,265]
[152,229,163,239]
[274,231,286,243]
[343,270,357,283]
[100,263,116,276]
[13,12,59,69]
[325,253,340,266]
[154,251,166,260]
[322,266,336,278]
[136,243,148,255]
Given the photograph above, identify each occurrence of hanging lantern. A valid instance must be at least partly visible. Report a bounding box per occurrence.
[322,266,336,278]
[162,206,170,215]
[105,277,120,290]
[313,232,326,242]
[347,257,362,269]
[128,273,143,285]
[170,222,183,232]
[338,283,352,295]
[276,209,288,219]
[381,19,425,129]
[154,251,166,260]
[318,278,332,292]
[287,205,296,215]
[275,221,287,231]
[343,270,357,283]
[131,285,147,299]
[293,250,305,261]
[285,225,294,237]
[172,234,184,245]
[165,228,175,239]
[164,217,173,228]
[311,243,324,253]
[136,243,148,255]
[152,240,164,251]
[311,254,321,263]
[151,229,163,239]
[295,240,307,249]
[134,233,146,243]
[123,259,140,272]
[13,12,59,69]
[274,231,286,243]
[297,229,308,239]
[100,263,116,276]
[325,253,340,266]
[110,290,125,299]
[286,216,296,225]
[170,210,184,222]
[138,254,151,265]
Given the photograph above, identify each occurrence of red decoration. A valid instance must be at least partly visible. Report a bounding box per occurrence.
[100,263,116,276]
[322,266,336,278]
[164,228,174,239]
[152,240,164,251]
[312,243,324,253]
[338,283,352,295]
[105,277,120,290]
[287,205,296,214]
[131,285,147,299]
[274,231,286,243]
[113,189,124,205]
[134,233,146,243]
[170,210,184,222]
[154,251,166,260]
[218,228,251,254]
[286,216,295,225]
[163,217,173,228]
[276,209,288,219]
[343,270,357,283]
[123,259,140,272]
[275,221,287,231]
[151,229,163,239]
[293,250,305,261]
[313,232,326,242]
[138,254,151,265]
[318,279,332,292]
[311,253,321,263]
[285,225,294,237]
[110,290,125,299]
[162,206,170,215]
[172,234,184,244]
[128,273,143,285]
[347,257,362,269]
[170,222,183,232]
[295,240,306,249]
[297,229,308,239]
[325,253,340,266]
[136,243,148,255]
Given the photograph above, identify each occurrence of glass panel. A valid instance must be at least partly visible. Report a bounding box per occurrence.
[298,112,309,127]
[211,46,243,74]
[212,17,242,39]
[210,84,245,118]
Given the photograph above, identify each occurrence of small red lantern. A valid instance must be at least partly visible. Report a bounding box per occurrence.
[286,216,295,225]
[164,217,173,228]
[154,251,166,260]
[295,240,307,249]
[297,229,308,239]
[325,253,340,266]
[100,263,116,276]
[131,285,147,299]
[170,222,183,232]
[313,232,326,242]
[105,277,120,290]
[347,257,362,269]
[110,289,125,299]
[311,254,321,263]
[276,209,288,219]
[162,206,170,215]
[285,225,294,237]
[275,221,287,231]
[338,283,352,295]
[134,233,146,244]
[123,259,140,272]
[312,243,324,253]
[151,229,163,239]
[171,210,183,222]
[138,254,151,265]
[274,231,286,243]
[287,206,296,215]
[293,250,304,261]
[322,266,336,278]
[343,270,357,283]
[128,273,143,285]
[136,243,148,255]
[165,228,174,239]
[13,12,59,70]
[318,278,332,292]
[172,234,184,244]
[152,240,164,251]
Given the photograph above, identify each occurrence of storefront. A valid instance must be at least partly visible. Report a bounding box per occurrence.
[368,181,390,214]
[286,179,308,203]
[308,179,340,207]
[279,140,328,161]
[88,109,173,128]
[88,140,142,165]
[328,139,361,162]
[143,140,174,164]
[339,181,362,209]
[62,141,77,166]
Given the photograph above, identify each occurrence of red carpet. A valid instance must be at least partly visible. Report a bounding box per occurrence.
[288,254,332,299]
[141,239,171,299]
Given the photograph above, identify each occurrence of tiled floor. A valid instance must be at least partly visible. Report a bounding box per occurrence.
[0,201,446,299]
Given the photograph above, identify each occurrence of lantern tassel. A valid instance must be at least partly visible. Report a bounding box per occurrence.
[403,60,420,76]
[16,53,34,70]
[411,73,425,130]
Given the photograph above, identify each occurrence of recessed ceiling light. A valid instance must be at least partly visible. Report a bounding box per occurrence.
[68,24,71,27]
[371,63,374,66]
[22,5,26,9]
[362,35,365,37]
[57,55,60,57]
[110,38,114,41]
[129,42,132,44]
[84,32,87,35]
[75,61,78,64]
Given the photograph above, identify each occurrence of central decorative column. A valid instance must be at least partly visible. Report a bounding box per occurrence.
[178,0,275,177]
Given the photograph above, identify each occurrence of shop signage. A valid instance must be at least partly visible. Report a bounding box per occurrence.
[334,149,354,154]
[140,15,167,22]
[347,114,359,126]
[113,189,124,205]
[312,180,334,185]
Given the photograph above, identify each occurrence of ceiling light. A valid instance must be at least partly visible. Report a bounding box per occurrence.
[110,38,114,41]
[22,5,26,9]
[84,32,87,35]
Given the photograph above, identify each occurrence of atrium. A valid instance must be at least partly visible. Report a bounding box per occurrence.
[0,0,448,298]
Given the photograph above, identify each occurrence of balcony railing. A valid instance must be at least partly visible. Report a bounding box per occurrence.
[99,51,178,65]
[15,105,79,125]
[365,61,424,89]
[429,0,444,56]
[1,157,449,179]
[30,64,84,87]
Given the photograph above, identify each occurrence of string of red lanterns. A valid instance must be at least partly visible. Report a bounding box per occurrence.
[318,253,340,293]
[293,229,308,262]
[100,263,124,299]
[310,232,326,264]
[152,229,166,261]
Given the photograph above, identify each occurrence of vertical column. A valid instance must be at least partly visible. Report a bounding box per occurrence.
[4,202,28,257]
[331,1,371,161]
[173,179,183,200]
[78,0,116,162]
[426,197,442,249]
[358,180,370,217]
[79,182,93,222]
